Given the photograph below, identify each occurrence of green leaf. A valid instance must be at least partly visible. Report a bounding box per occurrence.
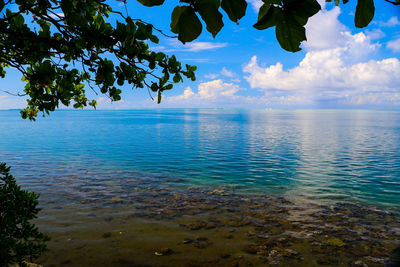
[262,0,282,4]
[284,0,321,26]
[170,6,182,34]
[173,73,182,83]
[170,6,202,43]
[355,0,375,28]
[254,5,282,30]
[157,91,162,104]
[12,14,24,27]
[164,84,173,90]
[137,0,165,7]
[221,0,247,23]
[149,35,159,43]
[151,82,158,92]
[275,16,305,52]
[198,0,224,37]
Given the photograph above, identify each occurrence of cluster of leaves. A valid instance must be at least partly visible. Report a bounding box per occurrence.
[0,0,196,120]
[139,0,377,53]
[0,162,49,266]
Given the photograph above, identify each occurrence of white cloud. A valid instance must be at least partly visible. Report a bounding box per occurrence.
[365,29,386,40]
[204,67,237,81]
[387,38,400,53]
[167,86,195,101]
[204,73,219,79]
[244,53,400,105]
[303,7,347,51]
[198,80,240,99]
[49,12,64,19]
[156,40,228,53]
[166,79,241,104]
[379,16,400,27]
[247,0,263,12]
[185,42,228,52]
[243,6,400,107]
[221,67,235,77]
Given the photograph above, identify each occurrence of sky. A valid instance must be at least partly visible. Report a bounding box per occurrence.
[1,0,400,110]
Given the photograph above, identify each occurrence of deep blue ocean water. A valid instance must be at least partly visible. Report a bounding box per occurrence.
[1,109,400,210]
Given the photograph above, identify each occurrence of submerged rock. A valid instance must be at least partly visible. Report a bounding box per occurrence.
[390,245,400,266]
[317,256,338,265]
[102,232,112,238]
[154,248,173,256]
[183,238,193,244]
[354,260,368,267]
[364,256,386,264]
[242,245,258,255]
[327,237,346,247]
[193,236,211,249]
[268,249,281,265]
[282,248,300,258]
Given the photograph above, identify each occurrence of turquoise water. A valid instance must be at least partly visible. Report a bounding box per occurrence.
[1,109,400,210]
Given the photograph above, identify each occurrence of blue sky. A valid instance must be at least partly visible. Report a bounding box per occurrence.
[1,0,400,110]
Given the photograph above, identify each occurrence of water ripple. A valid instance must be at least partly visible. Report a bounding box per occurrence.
[0,109,399,211]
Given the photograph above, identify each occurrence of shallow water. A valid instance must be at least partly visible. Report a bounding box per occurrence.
[1,109,400,265]
[34,185,400,266]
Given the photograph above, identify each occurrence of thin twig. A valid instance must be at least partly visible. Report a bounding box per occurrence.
[0,89,27,96]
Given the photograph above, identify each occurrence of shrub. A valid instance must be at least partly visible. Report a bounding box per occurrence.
[0,162,49,266]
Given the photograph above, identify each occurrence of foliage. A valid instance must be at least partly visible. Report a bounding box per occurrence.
[0,0,196,120]
[142,0,381,51]
[0,162,49,266]
[0,0,390,120]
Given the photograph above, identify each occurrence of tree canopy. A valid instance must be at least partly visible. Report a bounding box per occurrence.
[0,0,387,120]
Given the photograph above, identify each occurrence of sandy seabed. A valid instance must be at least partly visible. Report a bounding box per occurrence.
[33,186,400,267]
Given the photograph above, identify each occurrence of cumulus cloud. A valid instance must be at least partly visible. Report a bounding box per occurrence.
[166,80,241,104]
[387,38,400,53]
[167,86,195,101]
[244,55,400,92]
[303,7,346,51]
[198,80,240,98]
[242,6,400,107]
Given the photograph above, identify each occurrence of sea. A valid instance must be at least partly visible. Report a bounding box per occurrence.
[1,109,400,266]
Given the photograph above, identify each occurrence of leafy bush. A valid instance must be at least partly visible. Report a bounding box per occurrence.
[0,162,49,266]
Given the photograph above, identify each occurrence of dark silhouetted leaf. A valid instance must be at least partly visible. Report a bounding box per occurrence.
[171,6,202,43]
[284,0,321,26]
[157,90,162,103]
[355,0,375,28]
[137,0,165,7]
[276,16,305,52]
[254,5,282,30]
[221,0,247,23]
[198,0,224,37]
